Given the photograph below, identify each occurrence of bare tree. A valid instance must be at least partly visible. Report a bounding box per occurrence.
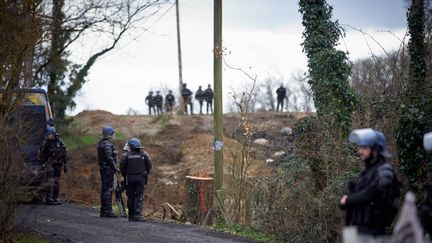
[30,0,172,121]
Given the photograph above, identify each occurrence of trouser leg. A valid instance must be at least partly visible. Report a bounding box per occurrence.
[100,170,114,213]
[126,179,135,218]
[45,165,54,200]
[52,165,62,199]
[134,176,145,217]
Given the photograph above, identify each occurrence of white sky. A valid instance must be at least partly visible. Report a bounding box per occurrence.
[69,0,408,115]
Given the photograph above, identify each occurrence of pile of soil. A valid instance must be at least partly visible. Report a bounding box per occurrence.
[60,110,304,216]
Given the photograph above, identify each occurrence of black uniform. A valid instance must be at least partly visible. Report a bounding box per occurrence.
[154,94,163,115]
[165,94,175,112]
[39,136,67,203]
[343,158,399,236]
[97,138,118,215]
[182,87,193,115]
[195,88,205,115]
[145,95,156,115]
[120,150,152,220]
[204,87,214,115]
[276,87,287,112]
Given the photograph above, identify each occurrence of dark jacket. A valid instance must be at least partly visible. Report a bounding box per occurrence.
[39,137,67,166]
[181,88,192,100]
[97,138,117,172]
[195,89,205,101]
[204,88,214,101]
[120,150,152,177]
[145,95,154,106]
[344,158,399,233]
[276,87,287,100]
[165,94,175,106]
[154,94,163,106]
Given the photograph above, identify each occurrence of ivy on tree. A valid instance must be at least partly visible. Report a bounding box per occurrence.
[299,0,358,136]
[396,0,432,190]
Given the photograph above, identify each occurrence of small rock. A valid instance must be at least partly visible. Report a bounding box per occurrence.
[274,151,286,158]
[280,127,293,135]
[254,138,269,146]
[266,158,274,163]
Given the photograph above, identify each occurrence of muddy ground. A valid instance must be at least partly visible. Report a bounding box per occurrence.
[59,110,305,218]
[17,203,258,243]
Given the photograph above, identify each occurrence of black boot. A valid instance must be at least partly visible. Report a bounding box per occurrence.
[46,198,61,205]
[129,215,145,222]
[100,211,118,218]
[53,198,62,205]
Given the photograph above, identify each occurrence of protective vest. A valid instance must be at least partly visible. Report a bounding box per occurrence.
[125,152,146,175]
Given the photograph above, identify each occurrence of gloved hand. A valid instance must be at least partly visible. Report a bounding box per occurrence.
[63,165,68,174]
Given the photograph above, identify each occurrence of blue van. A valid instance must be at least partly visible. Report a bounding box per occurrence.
[1,88,54,173]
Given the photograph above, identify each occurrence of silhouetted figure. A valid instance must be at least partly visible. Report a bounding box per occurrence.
[154,91,163,115]
[195,86,205,115]
[181,83,193,115]
[165,90,175,112]
[276,85,287,112]
[204,84,214,115]
[145,91,156,115]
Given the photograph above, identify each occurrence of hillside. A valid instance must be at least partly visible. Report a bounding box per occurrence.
[60,110,308,217]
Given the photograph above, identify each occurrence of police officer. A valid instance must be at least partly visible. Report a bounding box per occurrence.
[340,128,400,236]
[204,84,214,115]
[154,91,163,115]
[195,86,205,115]
[145,91,156,115]
[181,83,193,115]
[421,132,432,235]
[276,85,287,112]
[120,138,152,222]
[97,126,119,218]
[165,90,175,112]
[39,126,67,205]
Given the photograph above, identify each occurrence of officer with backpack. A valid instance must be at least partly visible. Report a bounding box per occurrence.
[97,126,119,218]
[120,138,152,222]
[340,128,400,236]
[39,126,67,205]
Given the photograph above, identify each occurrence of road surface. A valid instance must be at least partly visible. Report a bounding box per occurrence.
[17,203,257,243]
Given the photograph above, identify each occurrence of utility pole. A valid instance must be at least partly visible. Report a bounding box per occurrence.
[175,0,184,114]
[213,0,223,201]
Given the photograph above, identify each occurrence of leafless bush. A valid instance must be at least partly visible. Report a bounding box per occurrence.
[0,1,45,240]
[351,49,409,137]
[0,109,30,241]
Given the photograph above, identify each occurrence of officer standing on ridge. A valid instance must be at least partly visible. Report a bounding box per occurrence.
[165,90,175,112]
[97,126,119,218]
[154,91,163,115]
[120,138,152,222]
[39,126,67,205]
[181,83,193,115]
[145,91,156,115]
[340,128,400,236]
[195,86,205,115]
[276,84,287,112]
[204,84,214,115]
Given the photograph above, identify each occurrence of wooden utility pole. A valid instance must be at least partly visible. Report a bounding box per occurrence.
[175,0,184,114]
[213,0,223,200]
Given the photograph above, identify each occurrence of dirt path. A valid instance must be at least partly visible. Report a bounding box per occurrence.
[17,203,257,243]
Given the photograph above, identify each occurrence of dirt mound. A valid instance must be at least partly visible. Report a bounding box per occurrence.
[61,110,306,215]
